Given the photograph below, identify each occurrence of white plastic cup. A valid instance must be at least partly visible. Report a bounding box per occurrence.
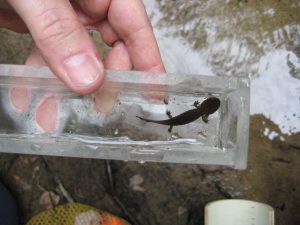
[205,199,274,225]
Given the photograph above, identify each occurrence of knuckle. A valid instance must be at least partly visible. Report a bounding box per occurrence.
[35,8,81,49]
[86,0,111,17]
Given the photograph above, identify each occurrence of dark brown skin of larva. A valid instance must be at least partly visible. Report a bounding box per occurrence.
[136,97,221,132]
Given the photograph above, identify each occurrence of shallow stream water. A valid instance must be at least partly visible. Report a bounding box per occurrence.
[144,0,300,136]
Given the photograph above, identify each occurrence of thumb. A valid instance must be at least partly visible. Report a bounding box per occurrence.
[8,0,104,95]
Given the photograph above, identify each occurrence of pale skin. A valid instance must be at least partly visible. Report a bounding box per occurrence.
[0,0,166,94]
[0,0,166,132]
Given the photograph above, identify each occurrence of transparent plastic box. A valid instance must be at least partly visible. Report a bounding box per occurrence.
[0,64,250,169]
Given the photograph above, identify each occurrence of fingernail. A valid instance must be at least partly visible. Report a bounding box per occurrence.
[63,53,103,87]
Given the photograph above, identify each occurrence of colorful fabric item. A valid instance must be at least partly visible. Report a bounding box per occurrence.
[26,202,131,225]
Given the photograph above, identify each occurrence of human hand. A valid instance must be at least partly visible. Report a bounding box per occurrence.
[0,0,166,133]
[0,0,165,94]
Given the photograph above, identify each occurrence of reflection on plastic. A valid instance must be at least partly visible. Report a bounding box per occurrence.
[0,64,250,169]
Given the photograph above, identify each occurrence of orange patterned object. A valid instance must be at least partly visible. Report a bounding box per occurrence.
[26,202,131,225]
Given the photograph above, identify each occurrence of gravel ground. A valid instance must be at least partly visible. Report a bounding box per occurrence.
[0,2,300,224]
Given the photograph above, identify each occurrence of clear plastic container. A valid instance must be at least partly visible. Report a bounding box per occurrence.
[0,64,250,169]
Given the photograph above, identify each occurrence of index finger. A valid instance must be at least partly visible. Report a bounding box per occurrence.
[108,0,165,73]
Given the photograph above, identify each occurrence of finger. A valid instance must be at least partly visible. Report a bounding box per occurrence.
[25,44,47,66]
[108,0,165,73]
[108,0,166,101]
[105,40,166,103]
[97,20,120,46]
[26,45,60,134]
[71,1,98,26]
[7,0,104,95]
[35,95,60,133]
[9,44,45,113]
[93,41,131,115]
[73,0,110,20]
[72,8,121,48]
[0,9,28,33]
[104,41,132,70]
